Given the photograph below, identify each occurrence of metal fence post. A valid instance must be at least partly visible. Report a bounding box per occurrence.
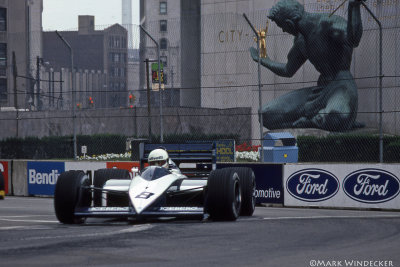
[360,2,383,163]
[243,13,264,162]
[56,31,77,159]
[140,25,164,143]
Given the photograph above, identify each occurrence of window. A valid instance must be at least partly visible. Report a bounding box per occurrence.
[110,67,119,77]
[0,78,6,101]
[0,43,6,76]
[160,20,167,32]
[0,8,6,32]
[114,53,120,63]
[119,68,125,77]
[160,38,167,50]
[114,37,120,48]
[160,56,167,67]
[160,2,167,14]
[109,36,114,48]
[122,37,126,48]
[110,36,121,48]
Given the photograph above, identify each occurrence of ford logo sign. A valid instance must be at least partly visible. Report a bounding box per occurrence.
[286,169,339,202]
[343,169,400,203]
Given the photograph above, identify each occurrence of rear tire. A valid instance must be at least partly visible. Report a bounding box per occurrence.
[54,170,91,224]
[93,168,131,206]
[206,168,241,221]
[235,167,256,216]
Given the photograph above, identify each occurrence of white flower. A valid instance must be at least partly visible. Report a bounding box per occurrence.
[235,151,259,162]
[78,152,132,161]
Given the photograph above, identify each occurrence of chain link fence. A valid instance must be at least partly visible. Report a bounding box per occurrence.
[1,2,400,162]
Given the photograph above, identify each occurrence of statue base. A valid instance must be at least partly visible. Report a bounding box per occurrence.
[267,127,379,139]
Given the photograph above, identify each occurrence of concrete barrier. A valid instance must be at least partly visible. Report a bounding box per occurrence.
[0,160,10,195]
[6,160,400,210]
[12,160,28,196]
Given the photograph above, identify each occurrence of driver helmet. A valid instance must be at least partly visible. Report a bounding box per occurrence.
[148,148,169,169]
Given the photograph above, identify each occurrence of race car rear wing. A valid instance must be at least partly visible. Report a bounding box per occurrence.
[138,142,217,174]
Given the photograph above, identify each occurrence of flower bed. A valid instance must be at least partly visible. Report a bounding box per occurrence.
[78,152,131,161]
[235,142,260,162]
[78,142,261,162]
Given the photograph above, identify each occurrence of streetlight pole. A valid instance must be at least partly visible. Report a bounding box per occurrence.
[56,31,77,159]
[243,13,264,162]
[140,25,164,143]
[145,58,152,141]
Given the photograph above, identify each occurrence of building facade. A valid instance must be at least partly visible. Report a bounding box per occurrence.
[43,16,129,108]
[139,0,201,107]
[0,0,43,110]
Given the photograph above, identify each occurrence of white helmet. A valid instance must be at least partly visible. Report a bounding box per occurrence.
[148,148,169,168]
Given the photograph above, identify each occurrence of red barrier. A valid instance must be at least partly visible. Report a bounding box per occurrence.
[0,161,9,195]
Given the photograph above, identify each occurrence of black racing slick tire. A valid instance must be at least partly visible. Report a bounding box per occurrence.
[234,167,256,216]
[206,168,242,221]
[93,168,131,206]
[0,172,5,200]
[54,170,91,224]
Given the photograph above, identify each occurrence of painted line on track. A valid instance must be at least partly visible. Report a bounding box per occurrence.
[7,224,154,241]
[0,226,31,230]
[263,215,400,221]
[0,218,59,223]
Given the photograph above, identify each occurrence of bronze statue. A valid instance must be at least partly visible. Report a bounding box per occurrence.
[254,20,269,58]
[250,0,365,131]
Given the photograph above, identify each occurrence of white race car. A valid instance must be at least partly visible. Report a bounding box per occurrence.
[54,143,256,224]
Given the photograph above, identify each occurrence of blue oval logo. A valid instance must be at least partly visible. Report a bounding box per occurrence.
[343,169,400,203]
[286,169,339,202]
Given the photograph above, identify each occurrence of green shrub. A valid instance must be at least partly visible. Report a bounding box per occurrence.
[297,134,400,163]
[0,133,240,160]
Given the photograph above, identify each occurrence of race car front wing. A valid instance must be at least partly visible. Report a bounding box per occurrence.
[74,206,204,218]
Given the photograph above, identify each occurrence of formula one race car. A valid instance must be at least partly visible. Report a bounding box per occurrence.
[54,143,256,224]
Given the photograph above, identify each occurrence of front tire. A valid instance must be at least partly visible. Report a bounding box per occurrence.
[54,170,90,224]
[206,168,241,221]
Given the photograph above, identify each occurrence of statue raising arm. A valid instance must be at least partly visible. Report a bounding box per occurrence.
[347,0,365,47]
[249,36,307,78]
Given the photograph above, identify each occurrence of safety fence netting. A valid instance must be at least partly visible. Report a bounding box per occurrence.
[1,1,399,162]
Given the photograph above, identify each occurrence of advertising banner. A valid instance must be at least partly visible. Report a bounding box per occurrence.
[0,161,8,195]
[27,161,65,196]
[284,164,400,209]
[151,62,164,91]
[215,140,235,162]
[218,163,283,204]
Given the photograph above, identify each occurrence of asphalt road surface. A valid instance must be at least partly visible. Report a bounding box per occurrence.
[1,197,400,267]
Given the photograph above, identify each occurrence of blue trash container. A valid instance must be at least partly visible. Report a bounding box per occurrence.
[260,132,298,163]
